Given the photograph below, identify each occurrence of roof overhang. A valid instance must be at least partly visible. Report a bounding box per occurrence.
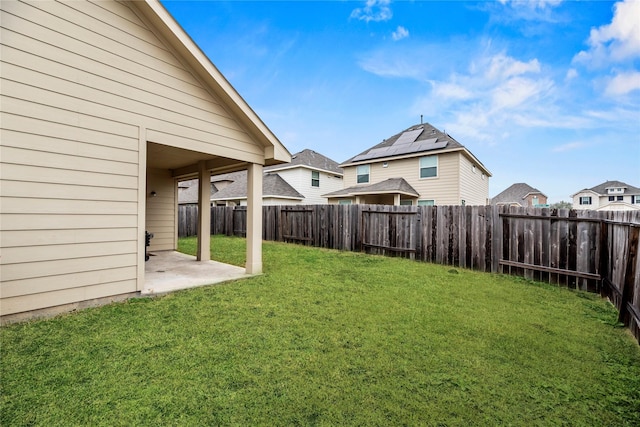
[266,164,344,176]
[522,191,547,199]
[340,146,492,177]
[571,189,600,198]
[132,0,290,166]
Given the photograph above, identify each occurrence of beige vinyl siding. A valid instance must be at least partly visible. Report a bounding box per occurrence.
[276,168,342,204]
[412,153,460,205]
[0,0,269,316]
[146,168,176,251]
[343,153,461,205]
[1,0,264,163]
[458,155,489,205]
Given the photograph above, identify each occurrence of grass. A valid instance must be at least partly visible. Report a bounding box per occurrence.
[2,236,639,426]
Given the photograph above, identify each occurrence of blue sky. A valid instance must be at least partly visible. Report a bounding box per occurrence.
[162,0,640,203]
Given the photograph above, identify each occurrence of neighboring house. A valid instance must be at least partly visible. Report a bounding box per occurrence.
[0,0,289,320]
[179,170,304,206]
[491,183,548,207]
[572,180,640,211]
[324,123,491,206]
[264,149,343,204]
[178,149,342,206]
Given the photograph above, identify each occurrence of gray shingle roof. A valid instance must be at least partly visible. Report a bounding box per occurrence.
[340,122,491,177]
[178,178,218,204]
[583,180,640,195]
[491,183,546,206]
[178,170,304,204]
[342,122,464,165]
[211,171,304,201]
[265,149,343,175]
[323,178,419,198]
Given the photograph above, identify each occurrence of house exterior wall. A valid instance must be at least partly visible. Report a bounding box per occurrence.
[342,152,466,205]
[572,192,602,210]
[523,193,548,207]
[458,154,490,206]
[262,197,302,206]
[276,167,343,204]
[146,168,176,251]
[573,193,640,211]
[0,0,276,318]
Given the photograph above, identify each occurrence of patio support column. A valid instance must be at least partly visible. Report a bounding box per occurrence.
[394,194,401,206]
[246,162,263,274]
[196,160,211,261]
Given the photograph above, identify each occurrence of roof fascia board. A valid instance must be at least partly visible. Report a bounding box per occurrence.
[572,189,600,197]
[212,196,304,201]
[133,0,290,164]
[340,147,466,168]
[522,191,547,199]
[459,149,492,176]
[348,190,418,197]
[267,164,344,176]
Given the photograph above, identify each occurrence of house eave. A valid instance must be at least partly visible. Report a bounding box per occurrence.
[133,0,291,166]
[340,146,492,177]
[266,164,344,177]
[571,189,600,198]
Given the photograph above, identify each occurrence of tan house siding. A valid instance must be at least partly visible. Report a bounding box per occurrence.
[145,168,176,251]
[0,0,284,317]
[1,0,265,163]
[0,107,139,316]
[458,154,489,205]
[342,153,462,205]
[411,153,460,205]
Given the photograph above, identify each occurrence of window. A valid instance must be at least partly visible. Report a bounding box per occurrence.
[357,165,370,184]
[617,195,623,201]
[418,200,435,206]
[609,196,615,201]
[420,156,437,178]
[338,199,352,205]
[311,171,320,187]
[633,196,640,204]
[579,196,592,205]
[400,200,412,206]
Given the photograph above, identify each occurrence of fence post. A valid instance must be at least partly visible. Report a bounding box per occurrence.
[598,213,610,297]
[618,224,639,325]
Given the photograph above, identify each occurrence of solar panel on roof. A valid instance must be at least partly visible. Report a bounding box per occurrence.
[393,128,424,146]
[415,140,448,152]
[351,135,448,162]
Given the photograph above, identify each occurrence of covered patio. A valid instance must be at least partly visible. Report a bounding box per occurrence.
[142,250,252,296]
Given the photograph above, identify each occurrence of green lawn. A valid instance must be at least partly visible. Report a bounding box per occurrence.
[2,236,639,426]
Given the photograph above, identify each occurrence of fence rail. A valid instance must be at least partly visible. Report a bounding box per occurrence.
[178,204,640,343]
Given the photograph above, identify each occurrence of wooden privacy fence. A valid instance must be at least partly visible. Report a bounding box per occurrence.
[178,204,640,343]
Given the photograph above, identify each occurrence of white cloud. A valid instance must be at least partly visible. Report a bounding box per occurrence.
[499,0,563,9]
[552,141,584,153]
[432,82,473,100]
[408,50,558,144]
[574,0,640,65]
[605,71,640,96]
[484,54,541,80]
[392,26,409,41]
[565,68,578,80]
[350,0,392,23]
[491,76,551,110]
[490,0,565,25]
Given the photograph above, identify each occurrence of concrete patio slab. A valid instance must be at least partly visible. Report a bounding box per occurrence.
[143,251,253,296]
